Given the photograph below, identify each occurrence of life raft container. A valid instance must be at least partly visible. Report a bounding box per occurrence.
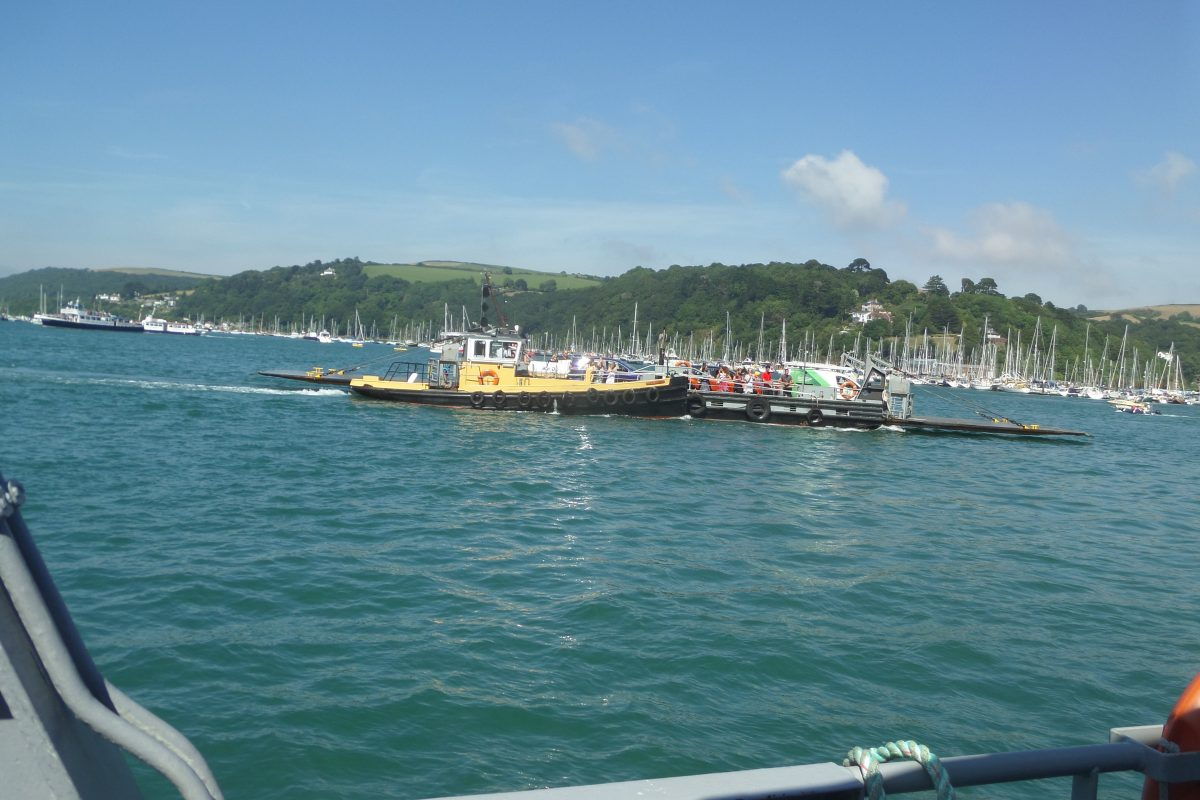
[1144,672,1200,800]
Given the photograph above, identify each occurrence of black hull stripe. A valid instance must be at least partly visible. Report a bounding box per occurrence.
[39,319,143,332]
[350,386,688,415]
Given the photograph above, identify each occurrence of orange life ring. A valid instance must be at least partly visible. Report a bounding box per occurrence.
[479,370,499,386]
[1143,672,1200,800]
[838,380,859,400]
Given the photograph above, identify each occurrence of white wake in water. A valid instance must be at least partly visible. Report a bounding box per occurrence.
[40,373,347,397]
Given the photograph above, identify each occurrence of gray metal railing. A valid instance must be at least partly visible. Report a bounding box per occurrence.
[418,732,1200,800]
[0,474,223,800]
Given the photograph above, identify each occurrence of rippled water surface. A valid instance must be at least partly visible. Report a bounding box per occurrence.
[3,321,1198,799]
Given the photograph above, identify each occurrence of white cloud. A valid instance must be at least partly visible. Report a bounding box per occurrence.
[1138,151,1196,196]
[781,150,905,230]
[925,202,1074,267]
[550,118,616,162]
[911,202,1137,306]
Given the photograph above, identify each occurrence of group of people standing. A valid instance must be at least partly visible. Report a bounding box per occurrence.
[700,363,795,396]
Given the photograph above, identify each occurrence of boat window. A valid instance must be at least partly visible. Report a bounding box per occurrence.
[489,341,518,360]
[472,340,487,357]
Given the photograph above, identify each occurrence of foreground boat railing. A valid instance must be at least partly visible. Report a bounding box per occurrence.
[0,473,223,800]
[421,728,1200,800]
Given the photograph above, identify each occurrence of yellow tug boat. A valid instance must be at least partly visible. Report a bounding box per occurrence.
[343,328,688,415]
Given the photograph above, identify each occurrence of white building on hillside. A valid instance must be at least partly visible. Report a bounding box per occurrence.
[852,299,893,324]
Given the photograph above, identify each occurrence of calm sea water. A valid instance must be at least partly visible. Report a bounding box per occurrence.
[2,320,1198,800]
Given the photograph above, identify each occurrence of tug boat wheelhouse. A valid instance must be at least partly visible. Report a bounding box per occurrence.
[344,328,688,415]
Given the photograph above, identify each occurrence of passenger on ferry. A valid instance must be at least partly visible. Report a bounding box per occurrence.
[712,366,733,393]
[770,364,784,395]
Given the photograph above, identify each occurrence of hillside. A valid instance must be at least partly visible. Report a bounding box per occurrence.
[0,267,214,314]
[168,256,1199,381]
[6,256,1196,383]
[362,260,602,290]
[1089,304,1200,323]
[95,267,222,280]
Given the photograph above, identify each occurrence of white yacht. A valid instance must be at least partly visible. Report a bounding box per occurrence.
[141,314,202,335]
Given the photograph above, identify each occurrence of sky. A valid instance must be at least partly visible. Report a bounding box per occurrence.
[1,0,1197,308]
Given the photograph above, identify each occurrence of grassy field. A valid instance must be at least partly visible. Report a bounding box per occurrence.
[96,267,222,280]
[1089,304,1200,323]
[363,261,602,290]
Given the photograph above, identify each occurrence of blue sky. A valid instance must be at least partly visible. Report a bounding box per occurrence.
[2,0,1196,307]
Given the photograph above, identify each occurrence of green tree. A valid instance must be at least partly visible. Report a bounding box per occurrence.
[960,278,976,295]
[977,277,1001,295]
[923,275,950,296]
[539,279,557,292]
[863,318,891,339]
[926,295,960,329]
[513,278,528,291]
[846,257,872,273]
[882,280,919,304]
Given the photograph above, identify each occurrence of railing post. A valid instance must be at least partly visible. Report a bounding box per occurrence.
[1070,769,1099,800]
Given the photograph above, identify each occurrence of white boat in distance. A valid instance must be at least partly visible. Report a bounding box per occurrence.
[141,315,203,335]
[35,301,143,332]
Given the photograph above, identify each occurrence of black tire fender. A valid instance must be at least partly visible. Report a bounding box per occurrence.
[493,390,507,408]
[746,397,771,422]
[807,408,825,427]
